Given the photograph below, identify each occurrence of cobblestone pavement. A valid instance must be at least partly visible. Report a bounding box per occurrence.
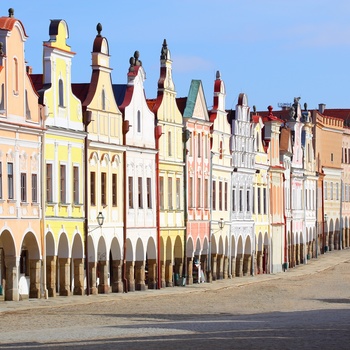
[1,250,350,349]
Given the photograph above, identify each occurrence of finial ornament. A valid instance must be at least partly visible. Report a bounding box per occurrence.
[161,39,168,59]
[216,71,221,79]
[8,8,14,18]
[96,23,102,36]
[129,51,142,71]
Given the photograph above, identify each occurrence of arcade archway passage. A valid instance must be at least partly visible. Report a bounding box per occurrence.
[1,250,350,349]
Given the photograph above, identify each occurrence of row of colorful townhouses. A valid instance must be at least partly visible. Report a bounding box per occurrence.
[0,9,349,301]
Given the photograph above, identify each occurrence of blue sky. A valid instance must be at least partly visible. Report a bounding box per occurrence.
[2,0,350,111]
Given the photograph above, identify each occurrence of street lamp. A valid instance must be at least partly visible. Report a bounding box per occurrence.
[96,212,104,227]
[219,218,225,230]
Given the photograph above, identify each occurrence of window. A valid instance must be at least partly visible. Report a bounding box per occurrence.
[197,178,201,208]
[168,177,173,210]
[112,174,117,206]
[198,133,201,157]
[189,177,193,208]
[25,90,31,119]
[263,188,267,214]
[330,182,333,200]
[239,189,243,212]
[336,183,339,201]
[168,131,172,156]
[8,163,14,199]
[59,79,64,107]
[176,178,181,209]
[128,177,134,208]
[160,177,164,210]
[324,182,327,200]
[137,110,141,133]
[224,182,228,211]
[32,174,37,203]
[101,172,107,207]
[204,179,208,208]
[0,162,2,199]
[60,165,66,203]
[21,173,26,202]
[13,58,19,93]
[232,189,236,212]
[212,180,216,210]
[90,172,96,206]
[345,148,347,164]
[257,187,261,214]
[219,181,223,211]
[138,177,143,208]
[331,153,334,162]
[147,178,152,208]
[204,135,208,159]
[73,166,79,204]
[102,89,106,111]
[247,189,250,212]
[46,164,52,202]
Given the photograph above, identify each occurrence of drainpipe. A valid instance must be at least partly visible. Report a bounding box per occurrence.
[155,125,162,289]
[122,120,130,292]
[315,172,319,259]
[182,128,190,285]
[84,110,91,295]
[321,174,326,253]
[208,151,214,281]
[40,105,48,299]
[340,179,343,250]
[282,172,288,270]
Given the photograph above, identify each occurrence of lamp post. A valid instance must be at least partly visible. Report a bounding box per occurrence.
[219,218,225,230]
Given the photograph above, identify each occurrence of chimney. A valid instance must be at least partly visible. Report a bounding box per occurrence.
[318,103,326,114]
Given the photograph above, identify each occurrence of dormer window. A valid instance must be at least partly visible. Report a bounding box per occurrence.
[58,79,64,107]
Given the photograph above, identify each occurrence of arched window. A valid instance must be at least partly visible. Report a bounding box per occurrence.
[59,79,64,107]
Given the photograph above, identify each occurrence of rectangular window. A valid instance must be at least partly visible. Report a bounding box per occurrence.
[21,173,26,202]
[60,165,66,203]
[189,177,193,208]
[197,178,201,207]
[8,162,13,199]
[324,182,327,200]
[112,174,117,206]
[0,161,2,199]
[160,177,164,210]
[263,188,267,214]
[128,176,134,208]
[232,189,236,212]
[257,187,261,214]
[46,164,52,202]
[138,177,143,208]
[147,177,152,208]
[198,134,201,158]
[239,189,243,212]
[247,189,250,212]
[345,148,348,164]
[331,153,334,162]
[224,182,228,211]
[330,182,333,200]
[176,178,181,209]
[219,181,223,211]
[336,183,339,201]
[168,131,172,157]
[168,177,173,210]
[204,179,208,208]
[73,166,79,204]
[32,174,37,203]
[90,171,96,206]
[101,172,107,207]
[212,180,216,210]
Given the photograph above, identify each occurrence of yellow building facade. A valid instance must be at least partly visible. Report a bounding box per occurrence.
[37,20,85,297]
[151,40,185,287]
